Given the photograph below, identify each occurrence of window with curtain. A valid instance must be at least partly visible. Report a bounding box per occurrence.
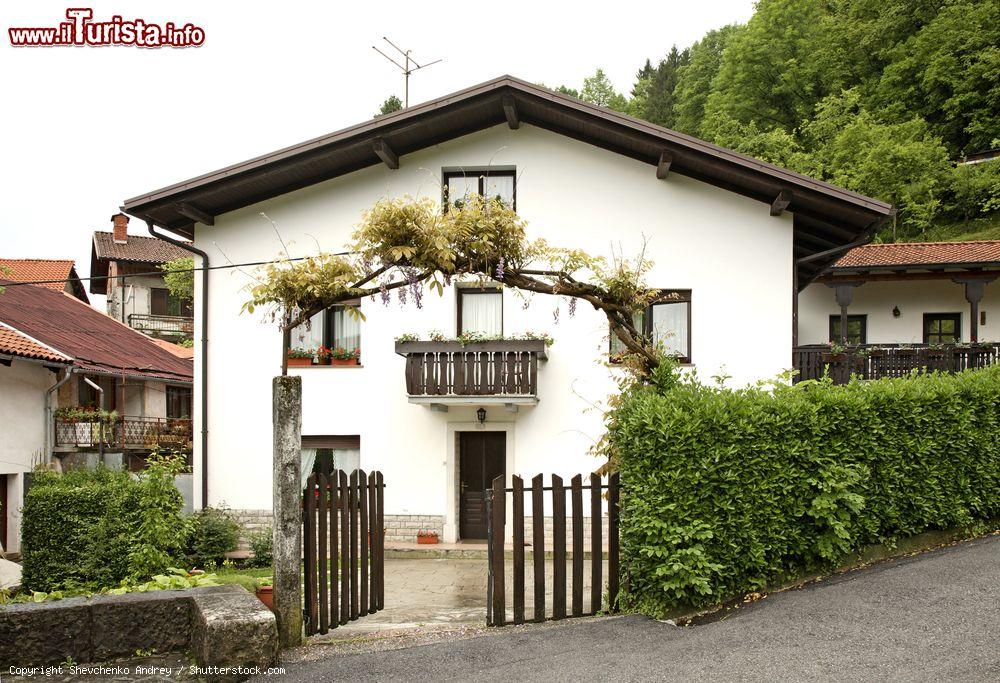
[290,309,325,351]
[829,315,867,345]
[458,288,503,335]
[301,435,361,488]
[610,291,691,362]
[923,313,961,344]
[444,169,516,211]
[288,302,362,354]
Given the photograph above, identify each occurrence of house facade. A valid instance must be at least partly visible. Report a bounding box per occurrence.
[0,277,194,554]
[90,214,194,343]
[122,76,891,542]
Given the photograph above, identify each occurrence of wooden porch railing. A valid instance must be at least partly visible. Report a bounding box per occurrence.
[395,340,548,397]
[793,343,1000,384]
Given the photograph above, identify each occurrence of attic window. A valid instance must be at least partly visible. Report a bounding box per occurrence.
[443,169,515,211]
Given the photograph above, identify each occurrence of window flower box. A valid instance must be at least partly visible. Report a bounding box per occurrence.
[287,347,314,366]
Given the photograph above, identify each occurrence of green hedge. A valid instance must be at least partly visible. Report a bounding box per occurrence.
[20,457,188,592]
[611,366,1000,616]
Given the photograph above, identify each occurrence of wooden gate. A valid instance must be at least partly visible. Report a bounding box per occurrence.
[302,469,385,635]
[486,472,620,626]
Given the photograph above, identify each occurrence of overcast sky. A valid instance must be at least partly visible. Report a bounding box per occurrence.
[1,1,754,308]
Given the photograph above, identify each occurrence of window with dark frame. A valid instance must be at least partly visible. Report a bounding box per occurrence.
[151,287,193,317]
[443,169,516,211]
[829,315,868,345]
[302,435,361,476]
[923,313,961,345]
[323,301,362,351]
[457,286,503,335]
[610,291,692,363]
[166,385,193,419]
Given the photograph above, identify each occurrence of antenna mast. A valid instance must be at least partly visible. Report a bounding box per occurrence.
[372,37,442,107]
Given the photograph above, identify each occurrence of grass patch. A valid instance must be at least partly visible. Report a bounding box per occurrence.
[213,566,272,592]
[899,211,1000,243]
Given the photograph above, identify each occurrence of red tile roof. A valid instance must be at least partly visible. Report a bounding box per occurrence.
[0,281,193,383]
[0,321,70,363]
[151,337,195,360]
[0,258,89,302]
[833,241,1000,270]
[92,231,192,264]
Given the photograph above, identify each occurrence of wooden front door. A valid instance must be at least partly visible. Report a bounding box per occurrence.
[459,432,506,540]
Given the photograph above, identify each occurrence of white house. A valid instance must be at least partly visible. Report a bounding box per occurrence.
[122,76,892,542]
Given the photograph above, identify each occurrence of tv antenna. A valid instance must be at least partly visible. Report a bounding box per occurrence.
[372,37,442,108]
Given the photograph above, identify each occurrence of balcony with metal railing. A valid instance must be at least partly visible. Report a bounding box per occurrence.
[127,313,194,339]
[54,415,193,451]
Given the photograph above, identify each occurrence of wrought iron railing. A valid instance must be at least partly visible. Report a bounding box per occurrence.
[395,340,548,397]
[55,415,193,450]
[128,313,194,337]
[793,343,1000,384]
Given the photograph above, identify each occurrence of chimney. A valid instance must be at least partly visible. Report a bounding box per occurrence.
[111,213,129,243]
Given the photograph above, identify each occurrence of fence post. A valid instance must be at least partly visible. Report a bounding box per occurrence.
[272,375,302,648]
[490,475,506,626]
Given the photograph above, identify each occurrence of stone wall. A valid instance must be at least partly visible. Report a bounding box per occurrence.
[230,509,274,550]
[384,515,445,543]
[0,585,276,680]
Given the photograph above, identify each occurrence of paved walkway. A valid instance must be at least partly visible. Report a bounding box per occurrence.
[276,534,1000,681]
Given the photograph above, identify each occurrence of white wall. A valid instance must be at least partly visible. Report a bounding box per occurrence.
[0,358,55,553]
[106,274,165,323]
[195,123,794,520]
[799,279,1000,345]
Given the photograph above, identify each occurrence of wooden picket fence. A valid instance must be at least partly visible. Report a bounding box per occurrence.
[486,472,620,626]
[302,469,385,635]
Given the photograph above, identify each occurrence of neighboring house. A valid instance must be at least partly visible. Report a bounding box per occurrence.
[796,240,1000,380]
[0,278,194,554]
[0,258,89,303]
[90,213,194,343]
[122,75,892,542]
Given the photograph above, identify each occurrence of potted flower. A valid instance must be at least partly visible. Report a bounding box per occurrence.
[821,341,848,362]
[417,530,439,545]
[255,577,274,611]
[330,347,361,366]
[315,346,332,366]
[287,347,314,367]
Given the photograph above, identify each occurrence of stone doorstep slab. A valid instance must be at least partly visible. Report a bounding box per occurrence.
[0,585,277,681]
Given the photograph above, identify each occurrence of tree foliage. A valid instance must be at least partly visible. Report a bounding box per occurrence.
[244,195,669,374]
[160,257,194,302]
[376,95,403,116]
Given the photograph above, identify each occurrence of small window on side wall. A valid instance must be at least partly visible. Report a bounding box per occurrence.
[458,286,503,336]
[610,291,691,363]
[923,313,961,345]
[829,315,867,345]
[443,169,516,211]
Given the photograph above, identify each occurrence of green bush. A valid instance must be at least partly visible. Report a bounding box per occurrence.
[186,508,239,568]
[247,526,273,568]
[610,367,1000,616]
[20,455,188,592]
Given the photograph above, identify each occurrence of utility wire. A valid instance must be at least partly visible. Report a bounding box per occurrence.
[0,251,355,289]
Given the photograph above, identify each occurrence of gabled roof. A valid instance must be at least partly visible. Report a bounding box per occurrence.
[0,320,70,364]
[831,240,1000,272]
[89,231,192,295]
[0,258,89,303]
[0,281,193,383]
[122,75,893,285]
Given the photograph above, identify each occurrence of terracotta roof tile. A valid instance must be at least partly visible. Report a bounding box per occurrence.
[833,241,1000,270]
[0,281,192,383]
[0,259,75,290]
[0,322,70,363]
[92,231,192,264]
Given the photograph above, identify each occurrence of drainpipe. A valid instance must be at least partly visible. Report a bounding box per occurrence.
[144,218,210,510]
[82,377,105,463]
[44,367,75,464]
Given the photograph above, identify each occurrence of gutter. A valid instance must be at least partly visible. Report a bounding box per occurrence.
[142,217,210,510]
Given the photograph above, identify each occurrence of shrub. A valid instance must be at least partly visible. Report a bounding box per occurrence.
[610,367,1000,616]
[247,526,273,568]
[20,455,188,592]
[186,508,239,568]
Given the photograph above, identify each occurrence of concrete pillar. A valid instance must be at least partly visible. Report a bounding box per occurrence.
[272,375,302,648]
[953,278,994,344]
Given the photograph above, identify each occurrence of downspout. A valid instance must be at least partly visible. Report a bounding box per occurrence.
[44,367,75,464]
[144,218,210,510]
[82,377,105,463]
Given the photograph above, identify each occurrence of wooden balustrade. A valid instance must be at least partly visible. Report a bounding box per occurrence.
[395,340,547,397]
[793,343,1000,384]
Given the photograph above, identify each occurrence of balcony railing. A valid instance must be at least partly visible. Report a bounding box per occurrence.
[55,415,193,451]
[395,340,548,400]
[128,313,194,337]
[793,343,1000,384]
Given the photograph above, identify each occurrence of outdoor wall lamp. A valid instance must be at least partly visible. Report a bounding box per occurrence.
[477,407,487,424]
[892,306,901,318]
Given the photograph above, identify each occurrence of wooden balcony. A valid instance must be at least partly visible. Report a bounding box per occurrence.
[793,343,1000,384]
[54,415,193,451]
[395,340,548,408]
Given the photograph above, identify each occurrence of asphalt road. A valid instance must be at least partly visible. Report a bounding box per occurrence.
[270,535,1000,682]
